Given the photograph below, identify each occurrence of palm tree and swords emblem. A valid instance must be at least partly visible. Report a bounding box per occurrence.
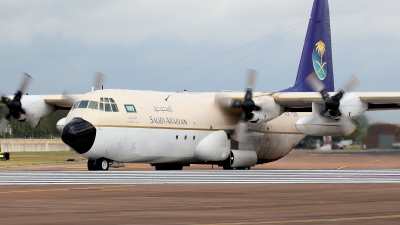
[312,40,327,80]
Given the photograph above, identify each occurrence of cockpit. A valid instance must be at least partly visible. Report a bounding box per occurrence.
[72,97,119,112]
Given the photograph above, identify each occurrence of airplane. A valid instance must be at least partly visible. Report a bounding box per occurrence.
[1,0,400,171]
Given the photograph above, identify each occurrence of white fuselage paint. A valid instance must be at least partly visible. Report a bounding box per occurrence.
[65,89,307,164]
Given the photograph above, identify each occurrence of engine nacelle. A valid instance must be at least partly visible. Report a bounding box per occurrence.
[249,96,284,123]
[194,130,230,162]
[20,95,55,127]
[230,150,257,168]
[339,93,368,119]
[295,115,356,136]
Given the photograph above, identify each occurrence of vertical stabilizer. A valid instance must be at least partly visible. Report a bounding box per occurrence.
[281,0,334,92]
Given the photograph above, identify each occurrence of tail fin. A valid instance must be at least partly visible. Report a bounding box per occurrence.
[281,0,334,92]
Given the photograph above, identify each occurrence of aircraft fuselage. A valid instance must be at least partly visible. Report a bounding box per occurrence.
[64,89,307,166]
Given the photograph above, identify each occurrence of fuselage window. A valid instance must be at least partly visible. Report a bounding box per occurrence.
[72,101,80,109]
[111,104,119,112]
[104,98,110,102]
[109,98,115,103]
[105,103,112,112]
[88,101,99,110]
[99,103,104,111]
[78,100,89,108]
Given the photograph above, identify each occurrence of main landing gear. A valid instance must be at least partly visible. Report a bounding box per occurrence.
[153,163,184,170]
[87,158,109,171]
[222,165,251,170]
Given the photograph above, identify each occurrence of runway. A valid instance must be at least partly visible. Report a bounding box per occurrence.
[1,170,400,185]
[1,151,400,224]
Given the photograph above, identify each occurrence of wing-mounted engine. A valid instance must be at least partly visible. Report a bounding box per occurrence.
[19,95,55,126]
[296,73,367,136]
[216,70,284,141]
[249,96,284,123]
[338,92,368,119]
[295,102,357,136]
[0,73,55,136]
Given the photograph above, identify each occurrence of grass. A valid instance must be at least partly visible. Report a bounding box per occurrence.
[343,145,363,150]
[0,151,86,167]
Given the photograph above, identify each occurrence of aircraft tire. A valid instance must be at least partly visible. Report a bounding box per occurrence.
[87,160,96,171]
[233,167,251,170]
[223,165,233,170]
[154,164,183,170]
[224,166,250,170]
[95,158,109,171]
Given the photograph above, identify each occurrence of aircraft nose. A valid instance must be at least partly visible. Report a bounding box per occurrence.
[61,117,96,154]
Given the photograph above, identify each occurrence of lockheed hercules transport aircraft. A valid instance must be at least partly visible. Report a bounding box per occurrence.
[1,0,400,170]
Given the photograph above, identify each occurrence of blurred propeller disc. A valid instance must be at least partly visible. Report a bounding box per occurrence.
[93,72,105,91]
[0,73,33,136]
[306,72,360,119]
[232,69,258,142]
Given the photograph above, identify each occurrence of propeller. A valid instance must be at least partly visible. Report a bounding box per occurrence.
[0,73,33,136]
[232,69,260,142]
[306,73,359,119]
[92,71,105,91]
[62,72,105,106]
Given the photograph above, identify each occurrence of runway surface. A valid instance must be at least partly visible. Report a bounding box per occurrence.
[1,170,400,185]
[1,183,400,225]
[1,150,400,224]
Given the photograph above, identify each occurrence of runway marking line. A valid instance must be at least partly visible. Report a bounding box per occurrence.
[336,159,382,170]
[195,214,400,225]
[0,184,135,194]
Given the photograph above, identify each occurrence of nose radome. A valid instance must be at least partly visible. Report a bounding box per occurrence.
[61,117,96,154]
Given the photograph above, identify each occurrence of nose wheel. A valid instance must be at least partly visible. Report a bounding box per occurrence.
[87,158,109,171]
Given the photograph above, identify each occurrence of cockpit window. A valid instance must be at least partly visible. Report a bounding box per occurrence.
[88,101,99,110]
[99,97,119,112]
[78,100,89,108]
[72,101,80,109]
[111,104,119,112]
[104,103,112,112]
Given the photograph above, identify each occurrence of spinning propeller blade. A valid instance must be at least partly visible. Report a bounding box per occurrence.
[93,71,105,91]
[232,69,259,142]
[306,72,360,135]
[0,73,33,136]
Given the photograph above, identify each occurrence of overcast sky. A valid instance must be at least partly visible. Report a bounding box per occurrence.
[0,0,399,123]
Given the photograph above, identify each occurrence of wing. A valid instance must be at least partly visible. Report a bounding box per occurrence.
[357,92,400,110]
[41,94,81,109]
[0,94,81,109]
[273,92,400,112]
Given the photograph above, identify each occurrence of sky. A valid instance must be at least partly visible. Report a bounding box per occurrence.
[0,0,399,123]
